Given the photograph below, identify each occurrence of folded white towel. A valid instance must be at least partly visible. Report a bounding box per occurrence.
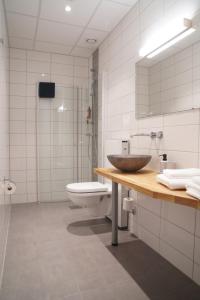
[186,187,200,200]
[186,181,200,193]
[157,174,188,190]
[192,176,200,186]
[163,168,200,179]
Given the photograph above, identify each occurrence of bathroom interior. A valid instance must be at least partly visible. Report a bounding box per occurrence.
[1,0,200,299]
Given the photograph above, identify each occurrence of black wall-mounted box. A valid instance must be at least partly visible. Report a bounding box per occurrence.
[39,82,55,98]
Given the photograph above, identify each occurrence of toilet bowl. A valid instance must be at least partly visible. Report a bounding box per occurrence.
[66,182,112,216]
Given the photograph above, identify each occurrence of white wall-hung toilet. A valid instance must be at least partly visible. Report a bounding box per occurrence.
[66,182,112,217]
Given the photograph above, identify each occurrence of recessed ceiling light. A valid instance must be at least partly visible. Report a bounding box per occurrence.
[65,5,72,12]
[86,39,97,44]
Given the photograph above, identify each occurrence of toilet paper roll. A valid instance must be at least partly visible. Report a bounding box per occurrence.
[123,197,134,212]
[4,180,16,195]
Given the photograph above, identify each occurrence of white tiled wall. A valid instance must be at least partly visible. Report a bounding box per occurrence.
[0,0,10,287]
[135,65,149,117]
[98,0,200,284]
[9,48,90,204]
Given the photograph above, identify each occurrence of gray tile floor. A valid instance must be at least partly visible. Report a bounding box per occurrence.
[0,202,200,300]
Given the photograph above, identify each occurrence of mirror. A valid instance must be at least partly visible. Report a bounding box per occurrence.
[135,20,200,119]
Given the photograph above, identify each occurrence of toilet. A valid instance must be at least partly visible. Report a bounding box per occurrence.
[66,182,112,216]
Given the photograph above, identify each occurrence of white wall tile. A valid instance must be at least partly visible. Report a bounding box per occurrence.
[26,157,36,170]
[194,236,200,265]
[160,240,193,278]
[10,83,26,96]
[10,108,26,121]
[138,206,160,237]
[15,182,27,194]
[138,226,160,252]
[10,158,26,170]
[51,63,74,76]
[27,50,51,62]
[11,194,27,204]
[160,220,194,259]
[10,96,26,109]
[27,60,50,73]
[26,170,36,181]
[10,48,26,60]
[162,125,199,152]
[161,201,196,234]
[10,71,26,84]
[10,145,26,158]
[137,193,161,216]
[27,72,50,84]
[10,133,26,146]
[10,121,26,133]
[193,264,200,285]
[10,58,26,71]
[51,54,74,65]
[10,170,26,183]
[196,210,200,238]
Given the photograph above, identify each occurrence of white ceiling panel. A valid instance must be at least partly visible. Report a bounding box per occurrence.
[35,41,72,55]
[7,13,37,39]
[108,0,138,6]
[5,0,40,16]
[9,37,33,49]
[5,0,136,56]
[40,0,101,27]
[71,47,94,58]
[77,28,108,48]
[88,0,130,32]
[36,20,83,45]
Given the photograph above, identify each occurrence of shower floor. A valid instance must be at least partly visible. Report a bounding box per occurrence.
[0,202,200,300]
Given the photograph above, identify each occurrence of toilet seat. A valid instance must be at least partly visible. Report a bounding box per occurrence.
[66,182,109,193]
[66,182,112,216]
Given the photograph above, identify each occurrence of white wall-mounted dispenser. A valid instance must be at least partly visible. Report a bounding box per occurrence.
[159,154,176,173]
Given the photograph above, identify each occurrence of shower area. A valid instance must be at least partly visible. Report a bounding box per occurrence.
[36,52,98,202]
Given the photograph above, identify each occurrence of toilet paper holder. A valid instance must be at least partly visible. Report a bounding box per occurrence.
[1,178,16,194]
[123,197,137,215]
[131,206,137,215]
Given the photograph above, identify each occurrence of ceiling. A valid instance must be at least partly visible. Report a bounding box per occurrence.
[4,0,137,57]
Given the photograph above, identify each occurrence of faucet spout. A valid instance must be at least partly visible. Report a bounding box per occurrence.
[130,131,163,139]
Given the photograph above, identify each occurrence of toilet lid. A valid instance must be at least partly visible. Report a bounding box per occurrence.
[66,182,109,193]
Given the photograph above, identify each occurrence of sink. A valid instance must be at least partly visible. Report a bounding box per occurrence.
[107,154,152,172]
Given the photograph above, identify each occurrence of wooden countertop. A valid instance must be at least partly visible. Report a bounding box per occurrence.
[95,168,200,209]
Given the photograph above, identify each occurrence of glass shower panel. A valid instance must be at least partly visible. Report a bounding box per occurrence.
[37,86,92,202]
[37,86,78,202]
[77,88,92,183]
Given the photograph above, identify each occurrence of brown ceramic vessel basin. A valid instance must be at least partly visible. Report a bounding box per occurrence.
[107,154,152,172]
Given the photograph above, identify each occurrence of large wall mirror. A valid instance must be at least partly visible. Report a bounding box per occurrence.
[135,18,200,119]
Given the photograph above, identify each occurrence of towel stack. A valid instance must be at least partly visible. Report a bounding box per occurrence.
[157,168,200,190]
[186,177,200,200]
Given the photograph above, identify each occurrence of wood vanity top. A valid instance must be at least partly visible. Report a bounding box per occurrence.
[95,168,200,209]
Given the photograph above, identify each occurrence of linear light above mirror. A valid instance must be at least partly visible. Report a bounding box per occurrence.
[139,19,196,58]
[147,21,196,59]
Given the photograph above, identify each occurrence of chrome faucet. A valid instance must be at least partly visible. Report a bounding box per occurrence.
[130,131,163,139]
